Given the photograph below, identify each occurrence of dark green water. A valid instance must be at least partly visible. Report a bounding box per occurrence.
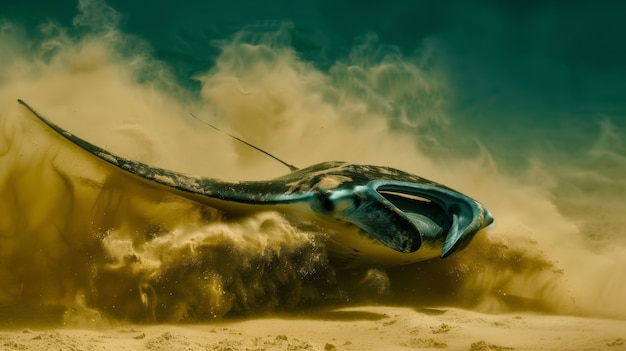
[4,0,625,165]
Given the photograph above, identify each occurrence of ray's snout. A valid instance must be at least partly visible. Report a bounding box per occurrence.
[482,205,494,228]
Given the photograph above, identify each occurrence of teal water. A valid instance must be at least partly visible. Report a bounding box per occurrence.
[6,1,626,161]
[1,0,625,323]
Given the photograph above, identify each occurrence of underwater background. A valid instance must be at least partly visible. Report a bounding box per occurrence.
[1,0,625,324]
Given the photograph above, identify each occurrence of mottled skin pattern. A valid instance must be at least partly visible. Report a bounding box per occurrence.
[18,99,493,267]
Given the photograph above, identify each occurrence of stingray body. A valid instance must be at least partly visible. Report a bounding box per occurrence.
[18,99,493,267]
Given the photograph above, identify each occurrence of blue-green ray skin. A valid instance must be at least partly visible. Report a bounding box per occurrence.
[18,99,493,267]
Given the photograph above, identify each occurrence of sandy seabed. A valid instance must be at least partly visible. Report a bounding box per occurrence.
[1,306,625,351]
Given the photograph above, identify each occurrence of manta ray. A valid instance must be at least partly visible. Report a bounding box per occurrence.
[18,99,493,267]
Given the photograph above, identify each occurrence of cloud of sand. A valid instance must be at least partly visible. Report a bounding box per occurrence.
[0,0,625,323]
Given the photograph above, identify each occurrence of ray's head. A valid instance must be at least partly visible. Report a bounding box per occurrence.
[285,162,494,259]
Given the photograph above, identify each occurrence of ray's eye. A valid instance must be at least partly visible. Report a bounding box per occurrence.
[352,195,361,208]
[316,192,334,212]
[322,196,334,212]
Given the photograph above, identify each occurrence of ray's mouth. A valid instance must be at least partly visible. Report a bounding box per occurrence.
[350,181,493,257]
[376,189,452,243]
[314,180,493,257]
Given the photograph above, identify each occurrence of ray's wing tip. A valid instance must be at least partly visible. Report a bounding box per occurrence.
[440,242,454,259]
[439,230,466,259]
[17,98,35,113]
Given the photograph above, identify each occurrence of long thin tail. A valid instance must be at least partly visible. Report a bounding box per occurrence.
[189,112,299,172]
